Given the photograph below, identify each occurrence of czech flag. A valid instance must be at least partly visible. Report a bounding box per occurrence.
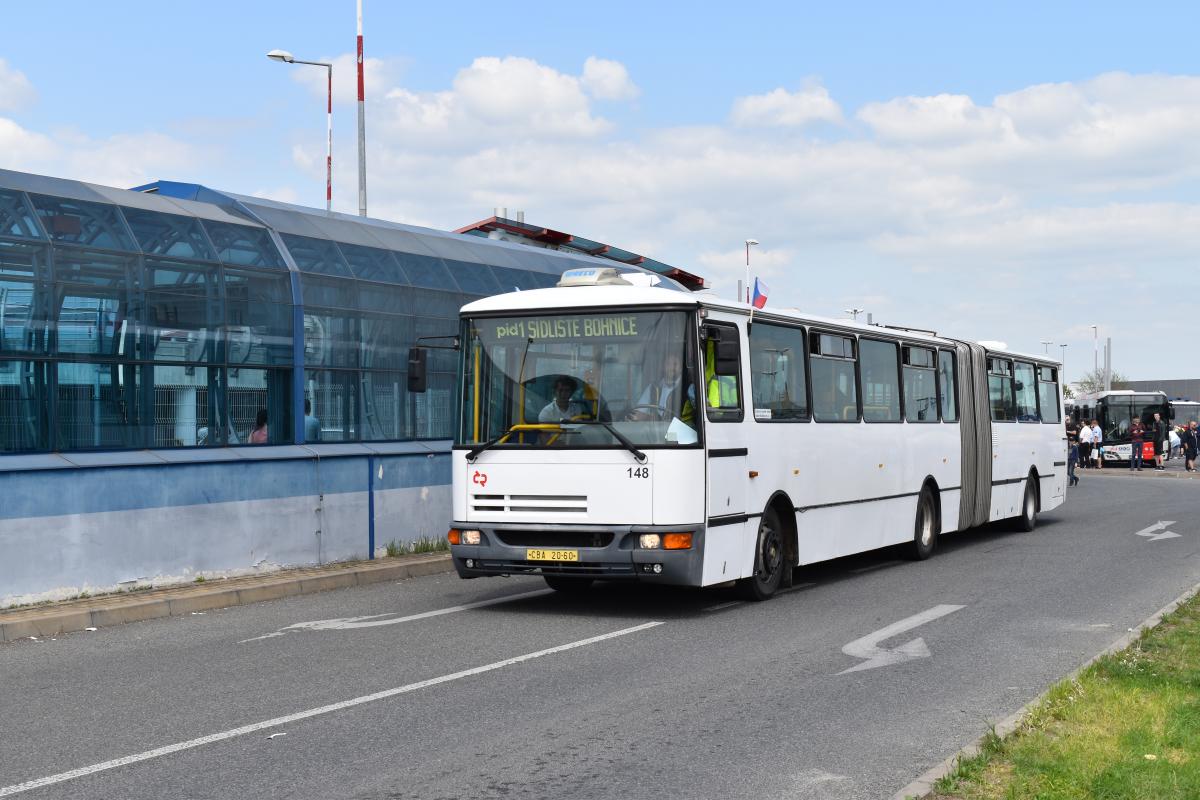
[752,277,769,309]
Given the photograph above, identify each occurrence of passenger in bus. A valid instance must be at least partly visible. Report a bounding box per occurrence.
[538,376,593,423]
[625,353,697,428]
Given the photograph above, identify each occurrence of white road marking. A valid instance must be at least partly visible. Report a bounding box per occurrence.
[239,588,554,643]
[0,621,664,798]
[838,604,965,674]
[1133,521,1181,542]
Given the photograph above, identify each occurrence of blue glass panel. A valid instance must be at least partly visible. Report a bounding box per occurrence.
[338,242,407,284]
[122,207,216,260]
[361,370,408,440]
[146,365,220,446]
[357,283,413,315]
[489,265,544,292]
[28,194,136,250]
[393,252,455,290]
[223,268,294,366]
[303,369,359,442]
[443,259,502,296]
[55,361,141,449]
[303,310,359,369]
[0,189,43,240]
[299,274,357,309]
[281,233,353,277]
[224,367,291,445]
[526,270,560,289]
[361,314,412,371]
[202,221,285,269]
[0,241,50,353]
[144,259,222,363]
[52,247,138,289]
[410,288,467,318]
[0,359,49,451]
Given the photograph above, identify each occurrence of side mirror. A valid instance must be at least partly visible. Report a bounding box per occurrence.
[715,339,740,376]
[1169,406,1177,420]
[407,347,427,393]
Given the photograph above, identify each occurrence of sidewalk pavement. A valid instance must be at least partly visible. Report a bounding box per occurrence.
[1079,460,1199,480]
[0,553,454,643]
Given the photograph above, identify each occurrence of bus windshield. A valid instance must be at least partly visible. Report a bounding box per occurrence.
[458,310,700,449]
[1101,394,1169,441]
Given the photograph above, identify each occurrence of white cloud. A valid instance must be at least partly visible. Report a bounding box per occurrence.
[581,57,640,101]
[731,84,843,128]
[858,93,1012,143]
[0,59,36,112]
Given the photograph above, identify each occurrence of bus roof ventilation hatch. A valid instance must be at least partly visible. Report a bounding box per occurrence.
[557,267,634,287]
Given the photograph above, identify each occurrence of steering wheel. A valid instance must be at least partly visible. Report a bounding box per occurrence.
[627,404,671,421]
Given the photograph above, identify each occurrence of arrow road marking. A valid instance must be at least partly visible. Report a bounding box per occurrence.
[239,588,554,643]
[838,604,965,675]
[1133,521,1181,542]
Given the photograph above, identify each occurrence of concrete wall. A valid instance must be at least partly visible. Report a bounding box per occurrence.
[0,443,451,605]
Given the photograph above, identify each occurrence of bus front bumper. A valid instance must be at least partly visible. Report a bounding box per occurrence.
[448,523,705,586]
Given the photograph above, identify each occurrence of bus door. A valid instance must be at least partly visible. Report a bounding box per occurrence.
[701,321,749,583]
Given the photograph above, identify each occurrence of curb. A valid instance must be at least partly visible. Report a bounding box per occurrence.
[1081,467,1198,480]
[0,554,454,643]
[891,579,1200,800]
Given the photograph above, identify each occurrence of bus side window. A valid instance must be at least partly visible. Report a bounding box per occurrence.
[1038,366,1060,423]
[703,324,742,422]
[938,350,958,422]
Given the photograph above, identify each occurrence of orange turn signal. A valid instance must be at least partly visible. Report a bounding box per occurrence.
[447,529,461,545]
[662,532,693,550]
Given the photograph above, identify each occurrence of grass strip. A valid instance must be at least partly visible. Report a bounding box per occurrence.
[928,590,1200,799]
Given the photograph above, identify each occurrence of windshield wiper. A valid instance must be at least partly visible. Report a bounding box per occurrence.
[465,433,506,463]
[573,420,647,463]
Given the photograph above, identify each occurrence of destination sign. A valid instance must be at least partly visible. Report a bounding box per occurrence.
[493,315,639,340]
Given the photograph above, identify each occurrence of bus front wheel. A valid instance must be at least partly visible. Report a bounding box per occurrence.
[738,508,785,601]
[1014,478,1038,532]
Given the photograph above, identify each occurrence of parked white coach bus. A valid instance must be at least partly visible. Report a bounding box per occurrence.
[422,268,1066,600]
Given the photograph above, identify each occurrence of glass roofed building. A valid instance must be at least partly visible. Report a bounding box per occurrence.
[0,167,700,602]
[0,168,691,453]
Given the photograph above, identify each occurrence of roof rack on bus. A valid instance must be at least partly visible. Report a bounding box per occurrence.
[871,323,939,337]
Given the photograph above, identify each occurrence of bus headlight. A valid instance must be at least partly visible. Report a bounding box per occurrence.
[639,534,662,549]
[461,529,482,545]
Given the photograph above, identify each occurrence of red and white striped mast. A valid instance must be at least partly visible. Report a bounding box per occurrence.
[356,0,368,217]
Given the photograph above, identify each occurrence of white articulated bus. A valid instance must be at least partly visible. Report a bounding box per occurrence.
[431,268,1066,600]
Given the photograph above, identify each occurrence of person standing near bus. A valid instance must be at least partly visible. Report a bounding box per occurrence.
[1151,412,1169,471]
[1089,419,1104,469]
[1130,417,1146,471]
[1181,421,1198,473]
[1077,418,1094,468]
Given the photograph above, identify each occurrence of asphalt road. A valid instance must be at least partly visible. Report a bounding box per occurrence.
[2,476,1198,800]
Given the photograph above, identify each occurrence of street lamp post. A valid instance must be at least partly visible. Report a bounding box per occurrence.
[1040,340,1053,354]
[744,239,759,303]
[1091,324,1098,373]
[268,49,333,213]
[1060,343,1068,379]
[844,308,865,322]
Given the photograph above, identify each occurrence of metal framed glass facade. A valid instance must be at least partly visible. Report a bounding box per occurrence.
[0,173,579,454]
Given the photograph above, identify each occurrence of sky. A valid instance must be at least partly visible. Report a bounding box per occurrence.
[2,1,1199,383]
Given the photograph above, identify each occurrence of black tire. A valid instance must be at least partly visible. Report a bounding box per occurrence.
[738,507,786,601]
[907,487,938,560]
[543,575,594,593]
[1014,478,1038,532]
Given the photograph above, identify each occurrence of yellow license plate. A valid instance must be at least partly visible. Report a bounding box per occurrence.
[526,548,580,562]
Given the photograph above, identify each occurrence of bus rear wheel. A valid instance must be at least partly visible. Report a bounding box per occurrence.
[738,508,785,601]
[543,575,594,593]
[908,487,938,560]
